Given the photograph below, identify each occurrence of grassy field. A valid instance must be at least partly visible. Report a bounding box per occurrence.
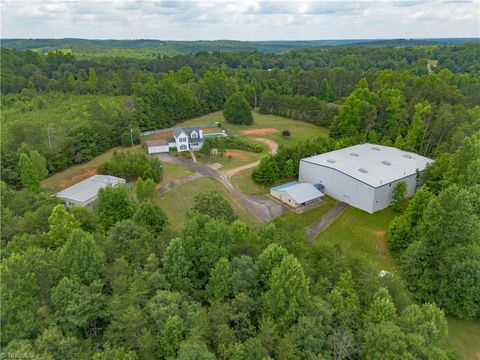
[314,206,479,358]
[272,196,337,232]
[177,110,329,147]
[41,145,141,194]
[231,167,269,195]
[158,176,259,230]
[443,317,480,360]
[315,206,398,271]
[159,163,194,186]
[197,149,262,170]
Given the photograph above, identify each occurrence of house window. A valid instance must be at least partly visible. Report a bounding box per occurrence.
[179,138,187,143]
[180,145,187,150]
[191,132,198,139]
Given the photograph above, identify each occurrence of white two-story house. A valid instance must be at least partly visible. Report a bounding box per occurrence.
[144,126,227,154]
[173,127,203,152]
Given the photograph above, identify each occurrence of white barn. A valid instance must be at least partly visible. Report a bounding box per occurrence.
[299,144,434,213]
[54,175,126,207]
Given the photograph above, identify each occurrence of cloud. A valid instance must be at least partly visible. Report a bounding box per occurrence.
[1,0,478,40]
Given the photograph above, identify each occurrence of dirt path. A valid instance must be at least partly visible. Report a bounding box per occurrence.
[306,202,349,242]
[222,137,278,178]
[253,137,278,155]
[166,155,287,222]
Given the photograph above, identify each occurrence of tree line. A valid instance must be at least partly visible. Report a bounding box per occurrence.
[1,176,463,359]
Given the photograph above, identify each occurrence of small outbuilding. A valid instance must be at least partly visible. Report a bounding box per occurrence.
[270,181,324,208]
[54,175,126,207]
[145,139,170,154]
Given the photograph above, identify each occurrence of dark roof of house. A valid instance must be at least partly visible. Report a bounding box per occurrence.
[173,127,203,142]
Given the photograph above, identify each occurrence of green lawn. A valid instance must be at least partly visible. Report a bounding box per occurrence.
[315,206,398,272]
[231,167,269,195]
[314,206,479,358]
[158,176,259,230]
[160,163,194,186]
[443,317,480,360]
[197,149,262,170]
[272,196,337,232]
[177,110,329,147]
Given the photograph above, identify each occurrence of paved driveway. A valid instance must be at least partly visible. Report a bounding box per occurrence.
[156,153,287,222]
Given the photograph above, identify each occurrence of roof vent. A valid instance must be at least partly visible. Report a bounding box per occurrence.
[350,152,359,157]
[327,159,336,163]
[372,146,380,151]
[382,160,391,166]
[358,168,368,173]
[403,154,413,159]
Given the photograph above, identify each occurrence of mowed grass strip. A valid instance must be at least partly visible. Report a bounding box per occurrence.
[315,206,398,272]
[177,110,329,147]
[230,167,269,196]
[442,317,480,360]
[272,196,338,232]
[158,176,259,230]
[197,149,262,170]
[159,163,194,186]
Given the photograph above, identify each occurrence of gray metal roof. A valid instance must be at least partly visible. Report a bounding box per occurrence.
[275,182,324,204]
[301,143,434,187]
[173,127,201,138]
[54,175,125,204]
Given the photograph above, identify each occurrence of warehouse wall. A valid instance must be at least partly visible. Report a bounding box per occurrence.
[299,160,376,213]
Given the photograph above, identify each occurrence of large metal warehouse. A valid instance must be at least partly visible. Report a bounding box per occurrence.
[299,143,434,213]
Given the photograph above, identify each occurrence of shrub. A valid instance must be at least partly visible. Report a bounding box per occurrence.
[282,130,291,137]
[97,151,162,183]
[200,137,263,156]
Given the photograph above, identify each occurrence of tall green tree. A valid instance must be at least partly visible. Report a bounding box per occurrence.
[206,257,232,303]
[263,255,310,332]
[61,229,106,285]
[159,315,185,359]
[88,67,98,93]
[18,153,41,191]
[46,205,81,247]
[224,92,254,125]
[96,184,137,229]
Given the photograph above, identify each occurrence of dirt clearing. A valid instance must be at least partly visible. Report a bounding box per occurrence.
[241,128,278,135]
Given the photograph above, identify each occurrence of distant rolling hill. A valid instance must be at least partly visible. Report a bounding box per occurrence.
[1,38,478,57]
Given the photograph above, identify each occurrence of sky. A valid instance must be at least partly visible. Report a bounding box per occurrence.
[1,0,479,41]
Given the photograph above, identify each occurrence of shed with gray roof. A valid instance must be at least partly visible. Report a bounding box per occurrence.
[270,181,324,208]
[54,175,126,207]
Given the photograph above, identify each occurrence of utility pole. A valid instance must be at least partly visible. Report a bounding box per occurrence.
[130,124,134,148]
[46,124,53,150]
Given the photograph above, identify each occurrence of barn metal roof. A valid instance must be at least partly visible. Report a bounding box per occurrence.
[54,175,125,204]
[301,143,434,187]
[272,181,324,204]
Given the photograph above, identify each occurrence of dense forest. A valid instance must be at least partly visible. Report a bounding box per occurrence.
[1,41,480,359]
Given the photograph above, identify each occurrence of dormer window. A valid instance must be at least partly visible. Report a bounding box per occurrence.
[191,131,198,139]
[350,152,359,157]
[381,160,391,166]
[358,168,368,173]
[371,146,380,151]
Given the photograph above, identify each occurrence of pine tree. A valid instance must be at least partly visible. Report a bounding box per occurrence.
[224,92,254,125]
